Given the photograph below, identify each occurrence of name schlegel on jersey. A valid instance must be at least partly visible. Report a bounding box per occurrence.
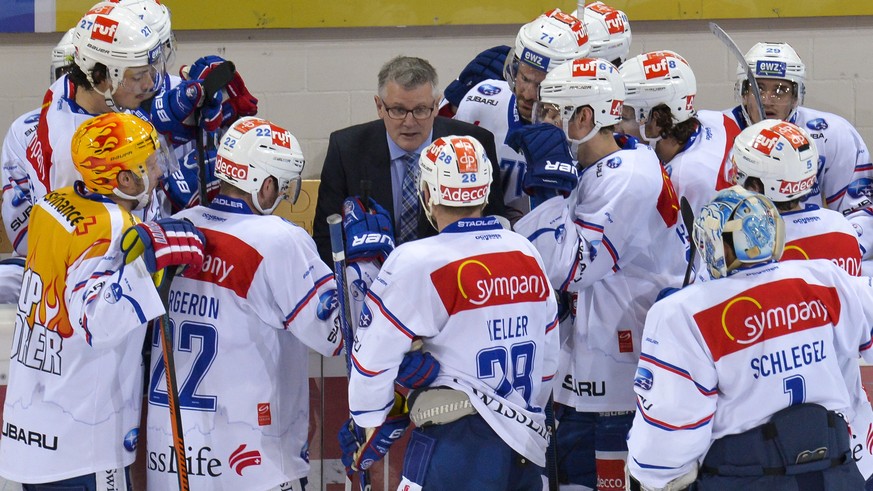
[42,190,85,232]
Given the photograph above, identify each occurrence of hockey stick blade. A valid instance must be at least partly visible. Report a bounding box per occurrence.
[680,197,696,287]
[708,22,765,123]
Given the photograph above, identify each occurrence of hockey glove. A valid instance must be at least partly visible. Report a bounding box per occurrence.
[506,123,579,201]
[121,218,206,275]
[151,80,223,145]
[443,45,511,108]
[655,287,681,302]
[338,391,410,475]
[163,148,219,212]
[183,55,258,126]
[396,349,440,389]
[342,197,395,263]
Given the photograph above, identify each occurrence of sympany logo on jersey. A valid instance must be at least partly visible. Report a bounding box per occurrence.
[430,250,549,314]
[693,279,841,361]
[781,233,862,276]
[189,229,263,298]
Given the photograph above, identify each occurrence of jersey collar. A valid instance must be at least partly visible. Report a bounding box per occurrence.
[74,181,114,203]
[441,215,503,234]
[209,194,255,214]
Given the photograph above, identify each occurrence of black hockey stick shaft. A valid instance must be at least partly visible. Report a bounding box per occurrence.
[196,61,236,206]
[709,22,765,123]
[327,214,372,491]
[157,267,190,491]
[680,196,696,287]
[545,394,559,491]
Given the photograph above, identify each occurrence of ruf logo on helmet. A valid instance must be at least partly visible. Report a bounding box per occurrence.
[426,137,444,163]
[572,58,598,78]
[91,16,119,43]
[642,53,669,80]
[752,128,780,156]
[604,11,626,34]
[545,10,587,47]
[270,124,292,149]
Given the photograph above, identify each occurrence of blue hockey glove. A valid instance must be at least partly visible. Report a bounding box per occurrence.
[342,197,395,263]
[614,132,639,150]
[182,55,259,126]
[396,350,439,389]
[506,123,579,200]
[338,392,409,475]
[655,287,681,302]
[163,148,218,212]
[443,45,511,108]
[121,218,206,274]
[151,80,223,145]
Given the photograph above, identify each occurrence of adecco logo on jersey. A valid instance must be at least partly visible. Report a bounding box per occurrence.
[215,155,248,181]
[430,251,549,314]
[693,279,840,361]
[91,16,119,43]
[770,121,809,149]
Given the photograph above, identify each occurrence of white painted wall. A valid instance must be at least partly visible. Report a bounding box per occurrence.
[0,15,871,180]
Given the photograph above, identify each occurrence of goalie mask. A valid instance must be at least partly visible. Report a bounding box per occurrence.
[72,112,167,209]
[693,186,784,280]
[504,8,590,91]
[731,119,818,202]
[418,135,492,228]
[72,3,165,110]
[736,42,805,125]
[534,57,625,149]
[620,50,697,126]
[215,116,305,215]
[571,1,632,65]
[51,28,76,83]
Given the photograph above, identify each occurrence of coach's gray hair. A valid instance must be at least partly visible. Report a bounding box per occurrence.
[377,56,440,100]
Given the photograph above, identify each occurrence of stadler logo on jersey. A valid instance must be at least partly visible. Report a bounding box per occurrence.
[477,84,501,96]
[91,16,119,43]
[755,60,787,78]
[216,155,248,181]
[693,279,841,361]
[430,251,548,314]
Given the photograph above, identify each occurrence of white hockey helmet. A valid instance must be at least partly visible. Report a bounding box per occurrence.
[693,185,784,280]
[418,135,492,225]
[72,4,165,102]
[109,0,176,67]
[534,57,625,146]
[504,8,590,90]
[736,42,805,124]
[731,119,818,202]
[619,50,697,124]
[571,2,632,64]
[215,116,305,215]
[51,28,76,83]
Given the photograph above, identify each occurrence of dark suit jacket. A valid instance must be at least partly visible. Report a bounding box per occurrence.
[313,116,506,265]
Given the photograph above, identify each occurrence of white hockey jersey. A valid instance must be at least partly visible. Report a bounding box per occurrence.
[514,146,687,411]
[627,260,873,489]
[145,196,342,491]
[1,108,39,256]
[781,204,862,276]
[348,216,559,466]
[453,80,530,220]
[664,110,740,215]
[0,184,164,483]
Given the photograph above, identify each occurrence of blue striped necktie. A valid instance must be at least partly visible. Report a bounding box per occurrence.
[398,153,420,244]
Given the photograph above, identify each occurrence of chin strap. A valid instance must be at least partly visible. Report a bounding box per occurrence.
[252,190,281,215]
[113,174,152,210]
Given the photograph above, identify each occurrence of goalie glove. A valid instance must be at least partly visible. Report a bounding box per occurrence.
[338,391,410,475]
[121,218,206,275]
[506,123,579,205]
[342,196,395,263]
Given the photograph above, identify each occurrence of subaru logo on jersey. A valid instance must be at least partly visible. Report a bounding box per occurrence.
[848,178,873,199]
[477,84,501,96]
[359,302,373,327]
[316,289,338,320]
[521,48,550,71]
[24,114,39,124]
[430,250,549,314]
[606,157,622,169]
[104,283,123,304]
[755,60,787,78]
[91,16,119,43]
[693,279,840,361]
[123,428,139,452]
[229,444,262,476]
[806,118,829,131]
[633,367,653,390]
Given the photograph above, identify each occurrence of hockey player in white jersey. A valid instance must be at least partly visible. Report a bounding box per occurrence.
[453,8,589,221]
[620,50,740,215]
[0,112,203,489]
[144,116,341,491]
[511,57,687,491]
[626,186,871,490]
[725,42,873,271]
[341,135,559,489]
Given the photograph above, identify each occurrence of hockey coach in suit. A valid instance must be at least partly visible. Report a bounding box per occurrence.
[314,55,506,265]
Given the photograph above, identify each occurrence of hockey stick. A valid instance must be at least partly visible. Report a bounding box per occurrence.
[545,395,559,491]
[195,61,236,206]
[680,196,696,287]
[708,22,765,123]
[327,214,372,491]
